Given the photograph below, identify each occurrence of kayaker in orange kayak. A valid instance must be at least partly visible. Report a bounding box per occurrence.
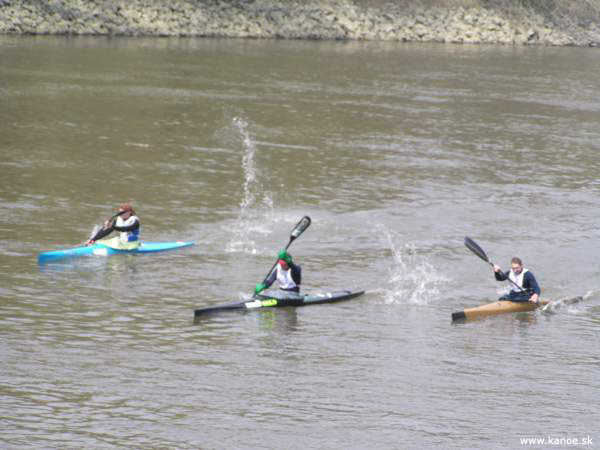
[493,257,540,303]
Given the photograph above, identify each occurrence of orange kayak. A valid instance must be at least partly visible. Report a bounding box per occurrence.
[452,299,549,321]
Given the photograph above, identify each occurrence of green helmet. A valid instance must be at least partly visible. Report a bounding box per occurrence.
[278,249,292,263]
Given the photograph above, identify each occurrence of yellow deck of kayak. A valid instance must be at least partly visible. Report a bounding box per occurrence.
[97,237,141,251]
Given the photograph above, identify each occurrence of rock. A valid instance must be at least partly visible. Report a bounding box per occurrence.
[0,0,597,47]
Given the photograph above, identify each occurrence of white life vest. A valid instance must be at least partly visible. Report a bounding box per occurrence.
[276,264,297,290]
[116,215,140,242]
[509,268,529,292]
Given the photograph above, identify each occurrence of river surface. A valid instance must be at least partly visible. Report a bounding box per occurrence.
[1,36,599,449]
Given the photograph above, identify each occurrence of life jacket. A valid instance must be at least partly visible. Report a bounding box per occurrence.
[116,215,140,242]
[509,268,529,293]
[276,263,301,290]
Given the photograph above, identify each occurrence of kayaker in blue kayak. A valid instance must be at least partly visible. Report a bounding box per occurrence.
[255,249,302,295]
[86,203,140,246]
[493,257,540,303]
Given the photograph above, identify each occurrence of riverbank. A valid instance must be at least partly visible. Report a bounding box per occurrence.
[1,0,599,47]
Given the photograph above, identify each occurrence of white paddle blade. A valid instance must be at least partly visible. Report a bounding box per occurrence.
[88,225,101,241]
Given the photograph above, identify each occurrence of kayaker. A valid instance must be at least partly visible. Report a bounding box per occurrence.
[493,257,540,303]
[254,249,302,295]
[86,203,140,246]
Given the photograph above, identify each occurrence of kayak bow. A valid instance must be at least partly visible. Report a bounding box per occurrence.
[194,289,365,317]
[38,240,194,263]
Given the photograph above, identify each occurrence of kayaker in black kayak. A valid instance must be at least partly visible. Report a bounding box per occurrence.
[86,203,140,246]
[493,257,540,303]
[255,249,302,295]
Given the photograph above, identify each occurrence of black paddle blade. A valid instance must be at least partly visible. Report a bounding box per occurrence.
[291,216,311,239]
[464,236,490,263]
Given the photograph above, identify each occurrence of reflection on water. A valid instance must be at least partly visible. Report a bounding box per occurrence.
[196,307,300,335]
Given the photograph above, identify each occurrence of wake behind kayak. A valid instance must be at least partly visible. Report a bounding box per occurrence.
[194,289,365,317]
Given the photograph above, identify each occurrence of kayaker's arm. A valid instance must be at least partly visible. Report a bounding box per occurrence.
[524,272,541,296]
[88,224,115,243]
[493,266,509,281]
[254,268,276,295]
[263,268,277,289]
[289,261,302,285]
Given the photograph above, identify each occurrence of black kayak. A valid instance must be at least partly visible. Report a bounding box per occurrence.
[194,289,365,317]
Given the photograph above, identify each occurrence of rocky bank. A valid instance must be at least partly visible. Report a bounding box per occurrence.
[0,0,599,47]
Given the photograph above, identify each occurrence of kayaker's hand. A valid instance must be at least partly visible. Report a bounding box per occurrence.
[493,264,501,272]
[254,283,266,295]
[529,293,539,304]
[85,239,94,246]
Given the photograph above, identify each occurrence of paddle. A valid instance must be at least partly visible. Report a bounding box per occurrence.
[87,225,101,243]
[254,215,311,297]
[464,236,526,293]
[87,210,126,243]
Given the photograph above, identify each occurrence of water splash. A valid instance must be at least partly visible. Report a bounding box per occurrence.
[540,288,598,315]
[541,295,583,314]
[226,117,273,253]
[235,117,257,214]
[379,227,449,305]
[581,289,599,301]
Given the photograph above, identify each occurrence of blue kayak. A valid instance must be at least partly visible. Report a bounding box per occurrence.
[38,240,194,263]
